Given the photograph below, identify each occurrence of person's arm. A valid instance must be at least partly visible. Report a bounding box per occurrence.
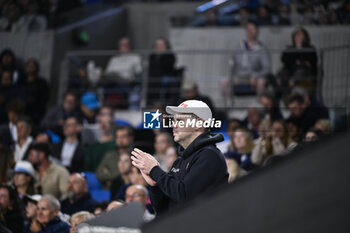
[149,185,170,214]
[96,152,119,183]
[58,167,70,200]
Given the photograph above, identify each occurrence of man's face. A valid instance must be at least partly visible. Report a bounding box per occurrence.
[246,23,258,41]
[260,96,273,110]
[16,121,30,139]
[63,94,76,113]
[172,114,195,144]
[67,174,86,195]
[288,101,303,117]
[116,129,132,148]
[13,173,31,187]
[125,186,147,206]
[64,118,79,137]
[8,110,18,124]
[37,199,58,224]
[26,201,37,219]
[0,188,11,210]
[27,150,41,167]
[247,109,261,126]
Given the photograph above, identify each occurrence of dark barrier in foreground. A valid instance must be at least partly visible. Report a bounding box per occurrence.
[143,132,350,233]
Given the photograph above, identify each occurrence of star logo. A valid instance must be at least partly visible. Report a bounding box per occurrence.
[143,110,162,129]
[151,110,162,122]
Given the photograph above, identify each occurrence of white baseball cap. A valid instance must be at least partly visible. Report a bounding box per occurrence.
[166,100,212,121]
[14,161,36,180]
[23,194,42,204]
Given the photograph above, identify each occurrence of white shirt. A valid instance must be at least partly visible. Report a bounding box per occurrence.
[105,53,142,81]
[9,122,17,142]
[60,140,78,167]
[14,136,33,162]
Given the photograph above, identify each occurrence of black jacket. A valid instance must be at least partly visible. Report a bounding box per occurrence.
[52,141,85,173]
[60,192,97,215]
[149,132,228,215]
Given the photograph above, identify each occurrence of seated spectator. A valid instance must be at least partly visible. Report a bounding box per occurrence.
[147,37,178,105]
[0,99,25,147]
[234,7,252,26]
[96,126,133,189]
[23,194,42,225]
[232,21,271,96]
[287,92,328,134]
[14,116,33,162]
[0,147,14,184]
[110,153,132,201]
[35,131,52,145]
[256,4,273,25]
[52,116,85,173]
[0,4,22,32]
[0,49,24,84]
[69,211,94,233]
[252,119,297,166]
[16,1,47,32]
[285,118,303,143]
[162,146,178,172]
[259,92,283,121]
[277,4,291,25]
[41,92,82,131]
[60,173,97,215]
[180,79,215,115]
[27,143,69,199]
[20,59,49,125]
[277,28,318,97]
[0,184,24,233]
[84,107,116,172]
[153,132,173,171]
[243,108,262,139]
[106,201,124,212]
[314,119,330,134]
[301,5,317,25]
[125,185,155,222]
[13,160,36,199]
[23,195,70,233]
[304,127,324,142]
[224,126,257,172]
[80,92,100,124]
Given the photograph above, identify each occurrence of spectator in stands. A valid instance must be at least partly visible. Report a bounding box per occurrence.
[14,116,33,162]
[277,4,291,25]
[23,194,41,225]
[304,127,324,142]
[302,5,317,25]
[0,147,14,184]
[287,92,328,134]
[0,70,25,123]
[314,119,330,134]
[0,49,23,83]
[232,21,271,96]
[23,195,70,233]
[104,37,142,87]
[69,211,94,233]
[224,126,257,172]
[243,108,262,139]
[110,153,132,201]
[191,9,220,27]
[252,119,297,166]
[0,99,25,147]
[96,126,134,189]
[256,4,273,25]
[0,3,22,32]
[148,37,178,104]
[277,28,318,97]
[259,92,283,121]
[27,143,69,199]
[235,7,251,26]
[13,160,36,199]
[35,131,52,145]
[125,185,155,222]
[153,132,173,171]
[0,184,24,233]
[93,201,108,215]
[84,106,116,172]
[16,0,47,32]
[180,79,215,114]
[68,64,90,93]
[80,92,100,124]
[41,92,81,130]
[285,118,303,143]
[52,116,85,173]
[61,173,97,215]
[162,146,178,172]
[21,58,49,125]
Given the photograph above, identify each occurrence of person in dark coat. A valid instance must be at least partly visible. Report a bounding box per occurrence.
[23,195,69,233]
[131,100,228,215]
[60,173,97,215]
[0,184,24,233]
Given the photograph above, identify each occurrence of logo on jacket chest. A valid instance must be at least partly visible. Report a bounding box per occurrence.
[171,167,180,173]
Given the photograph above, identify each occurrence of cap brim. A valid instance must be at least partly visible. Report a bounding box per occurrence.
[166,106,196,115]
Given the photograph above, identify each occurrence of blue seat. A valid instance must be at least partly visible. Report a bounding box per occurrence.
[91,190,111,202]
[84,172,102,191]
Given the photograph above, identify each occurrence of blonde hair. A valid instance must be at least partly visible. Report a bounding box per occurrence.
[70,211,94,225]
